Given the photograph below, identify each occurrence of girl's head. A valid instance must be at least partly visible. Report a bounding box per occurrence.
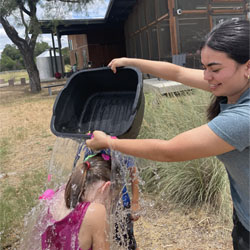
[202,19,249,65]
[65,153,111,209]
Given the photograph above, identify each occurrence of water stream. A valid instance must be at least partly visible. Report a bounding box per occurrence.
[19,137,140,250]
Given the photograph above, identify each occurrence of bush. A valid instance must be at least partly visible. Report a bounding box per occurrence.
[137,90,231,217]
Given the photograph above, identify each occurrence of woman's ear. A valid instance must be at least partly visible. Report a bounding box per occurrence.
[245,59,250,79]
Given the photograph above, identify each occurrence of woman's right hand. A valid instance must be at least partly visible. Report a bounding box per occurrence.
[108,57,130,73]
[86,131,111,151]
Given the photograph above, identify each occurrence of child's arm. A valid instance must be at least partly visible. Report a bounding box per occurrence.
[129,166,140,221]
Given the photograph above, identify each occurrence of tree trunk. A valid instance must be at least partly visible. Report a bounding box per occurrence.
[22,50,41,93]
[0,14,41,93]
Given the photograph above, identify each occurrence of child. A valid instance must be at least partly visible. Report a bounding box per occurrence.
[83,145,140,250]
[41,153,112,250]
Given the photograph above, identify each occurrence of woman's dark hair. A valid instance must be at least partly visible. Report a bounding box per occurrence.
[200,19,249,120]
[64,153,111,209]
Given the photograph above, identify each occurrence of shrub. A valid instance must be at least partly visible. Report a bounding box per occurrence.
[137,90,230,217]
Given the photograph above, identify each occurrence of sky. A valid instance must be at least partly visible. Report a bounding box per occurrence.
[0,0,110,55]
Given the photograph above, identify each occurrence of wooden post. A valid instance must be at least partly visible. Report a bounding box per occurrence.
[208,2,213,29]
[8,79,14,86]
[21,78,26,85]
[168,0,178,55]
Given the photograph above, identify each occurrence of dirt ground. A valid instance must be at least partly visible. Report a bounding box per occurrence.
[134,201,233,250]
[0,85,233,249]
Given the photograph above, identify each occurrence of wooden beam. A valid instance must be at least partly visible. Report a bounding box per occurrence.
[181,10,207,14]
[168,0,178,55]
[208,2,213,29]
[211,9,245,14]
[212,0,243,2]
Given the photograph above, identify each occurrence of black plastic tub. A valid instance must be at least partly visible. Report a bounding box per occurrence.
[50,66,144,140]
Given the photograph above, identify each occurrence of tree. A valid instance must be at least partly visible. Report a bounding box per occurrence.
[0,54,17,71]
[0,0,94,93]
[35,41,51,58]
[0,42,51,71]
[0,44,25,71]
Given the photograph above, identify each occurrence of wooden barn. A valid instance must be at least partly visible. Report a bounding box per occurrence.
[39,0,249,76]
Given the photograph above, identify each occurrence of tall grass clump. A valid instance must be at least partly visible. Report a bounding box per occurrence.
[138,90,231,218]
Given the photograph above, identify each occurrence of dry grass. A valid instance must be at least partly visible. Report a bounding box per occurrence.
[134,198,233,250]
[0,85,233,249]
[0,70,29,83]
[0,85,57,248]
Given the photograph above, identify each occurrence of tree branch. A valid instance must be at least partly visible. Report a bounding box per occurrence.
[16,0,31,16]
[20,9,29,41]
[28,2,41,50]
[0,16,26,51]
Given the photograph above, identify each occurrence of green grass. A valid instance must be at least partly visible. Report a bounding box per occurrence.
[0,169,47,247]
[138,90,231,218]
[0,137,10,164]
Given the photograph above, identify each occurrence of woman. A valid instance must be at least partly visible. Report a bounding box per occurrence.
[41,153,112,250]
[86,19,250,250]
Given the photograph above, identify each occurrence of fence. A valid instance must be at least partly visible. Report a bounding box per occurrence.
[0,78,27,86]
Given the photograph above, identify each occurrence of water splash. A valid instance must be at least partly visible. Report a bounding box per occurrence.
[19,137,80,249]
[19,137,141,250]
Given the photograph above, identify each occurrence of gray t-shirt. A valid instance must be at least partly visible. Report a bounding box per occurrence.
[208,88,250,231]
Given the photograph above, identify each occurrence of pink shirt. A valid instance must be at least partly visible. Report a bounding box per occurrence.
[41,201,92,250]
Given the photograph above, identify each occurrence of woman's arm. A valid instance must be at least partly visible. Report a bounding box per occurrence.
[108,57,210,92]
[86,126,235,162]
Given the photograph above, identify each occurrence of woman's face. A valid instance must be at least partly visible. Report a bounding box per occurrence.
[201,46,249,103]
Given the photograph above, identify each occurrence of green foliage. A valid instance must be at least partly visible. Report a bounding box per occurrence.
[35,41,51,57]
[39,0,95,19]
[0,0,18,17]
[0,54,16,71]
[0,42,51,71]
[2,44,21,61]
[138,90,230,216]
[0,44,25,71]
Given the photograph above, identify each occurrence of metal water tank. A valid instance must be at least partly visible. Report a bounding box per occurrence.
[36,50,64,80]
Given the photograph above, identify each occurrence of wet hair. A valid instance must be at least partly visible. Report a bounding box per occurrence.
[64,153,111,209]
[200,19,249,120]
